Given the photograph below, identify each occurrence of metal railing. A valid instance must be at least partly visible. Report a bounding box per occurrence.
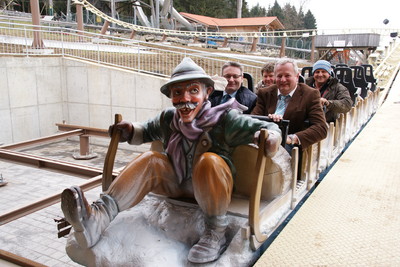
[1,15,398,84]
[0,20,268,82]
[0,13,315,60]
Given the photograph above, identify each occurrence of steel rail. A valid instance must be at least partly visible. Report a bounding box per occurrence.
[0,149,117,178]
[0,249,47,267]
[0,129,83,150]
[55,123,109,137]
[0,175,105,226]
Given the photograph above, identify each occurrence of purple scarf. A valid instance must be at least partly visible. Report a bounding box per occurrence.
[166,98,246,183]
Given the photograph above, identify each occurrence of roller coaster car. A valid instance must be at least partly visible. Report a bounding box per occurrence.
[243,72,254,92]
[60,115,302,266]
[334,66,359,104]
[104,115,296,250]
[361,64,377,91]
[350,66,369,98]
[301,66,313,79]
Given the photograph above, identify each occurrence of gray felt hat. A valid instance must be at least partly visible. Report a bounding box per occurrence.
[160,57,214,97]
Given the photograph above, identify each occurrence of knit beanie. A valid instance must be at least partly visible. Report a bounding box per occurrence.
[312,60,331,74]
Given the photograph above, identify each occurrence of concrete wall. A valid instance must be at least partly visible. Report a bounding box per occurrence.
[0,57,169,145]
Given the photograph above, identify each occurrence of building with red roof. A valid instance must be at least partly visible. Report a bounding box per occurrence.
[180,12,285,33]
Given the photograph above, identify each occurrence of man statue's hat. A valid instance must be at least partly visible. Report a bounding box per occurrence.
[160,57,214,97]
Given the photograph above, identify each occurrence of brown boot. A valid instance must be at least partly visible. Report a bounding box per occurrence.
[187,215,228,263]
[61,186,119,248]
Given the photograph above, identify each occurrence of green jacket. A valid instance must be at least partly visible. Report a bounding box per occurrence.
[131,107,280,178]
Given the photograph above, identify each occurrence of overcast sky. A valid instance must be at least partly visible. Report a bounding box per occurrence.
[246,0,400,30]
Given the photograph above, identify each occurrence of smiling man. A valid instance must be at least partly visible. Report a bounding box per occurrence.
[252,58,327,152]
[61,57,281,264]
[209,61,257,114]
[255,62,276,93]
[305,60,353,123]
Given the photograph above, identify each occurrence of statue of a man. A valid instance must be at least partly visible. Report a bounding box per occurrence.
[61,57,282,263]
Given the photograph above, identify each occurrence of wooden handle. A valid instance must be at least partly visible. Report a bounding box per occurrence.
[249,128,269,249]
[102,114,122,192]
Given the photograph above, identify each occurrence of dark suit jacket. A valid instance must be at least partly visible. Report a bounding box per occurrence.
[209,86,257,114]
[251,83,328,149]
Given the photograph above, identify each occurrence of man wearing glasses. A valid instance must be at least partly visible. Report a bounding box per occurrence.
[210,61,257,114]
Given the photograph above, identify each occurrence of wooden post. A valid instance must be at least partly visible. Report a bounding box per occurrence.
[72,135,98,160]
[76,3,84,41]
[311,35,316,63]
[251,37,258,52]
[79,135,90,156]
[100,20,110,35]
[130,30,136,39]
[222,37,228,47]
[280,36,286,58]
[30,0,44,48]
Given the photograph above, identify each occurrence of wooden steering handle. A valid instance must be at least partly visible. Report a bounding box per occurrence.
[102,114,122,192]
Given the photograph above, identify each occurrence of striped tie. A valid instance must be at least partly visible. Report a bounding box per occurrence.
[275,95,290,116]
[220,94,231,104]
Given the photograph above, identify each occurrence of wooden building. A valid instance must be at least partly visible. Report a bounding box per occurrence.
[315,33,380,64]
[180,12,285,33]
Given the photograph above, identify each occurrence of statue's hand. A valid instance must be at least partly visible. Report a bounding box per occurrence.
[264,130,281,157]
[108,120,134,143]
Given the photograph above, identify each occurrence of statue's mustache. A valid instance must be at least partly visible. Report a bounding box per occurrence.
[174,102,198,110]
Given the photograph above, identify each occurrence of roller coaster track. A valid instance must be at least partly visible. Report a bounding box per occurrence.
[73,0,397,40]
[73,0,315,38]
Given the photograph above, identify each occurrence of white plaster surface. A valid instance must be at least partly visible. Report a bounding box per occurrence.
[0,66,10,109]
[66,66,89,104]
[38,103,64,136]
[66,196,257,267]
[0,109,12,144]
[111,106,136,123]
[36,65,63,105]
[7,65,38,108]
[135,108,163,123]
[10,106,40,142]
[111,70,136,108]
[67,102,90,126]
[135,74,165,110]
[89,104,112,129]
[0,56,168,146]
[88,66,111,106]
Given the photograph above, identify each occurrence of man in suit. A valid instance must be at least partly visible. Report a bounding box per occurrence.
[251,58,328,151]
[210,61,257,114]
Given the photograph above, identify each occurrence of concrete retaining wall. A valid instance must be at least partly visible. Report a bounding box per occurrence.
[0,56,169,145]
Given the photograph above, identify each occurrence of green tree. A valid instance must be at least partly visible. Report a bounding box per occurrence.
[267,0,284,22]
[303,9,317,29]
[247,3,267,17]
[281,3,298,29]
[173,0,245,18]
[297,7,305,29]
